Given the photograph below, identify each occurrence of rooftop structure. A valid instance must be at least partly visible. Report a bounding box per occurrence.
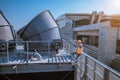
[0,10,15,41]
[57,11,120,71]
[0,10,120,80]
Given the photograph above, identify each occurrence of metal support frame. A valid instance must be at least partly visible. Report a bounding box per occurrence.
[0,63,73,74]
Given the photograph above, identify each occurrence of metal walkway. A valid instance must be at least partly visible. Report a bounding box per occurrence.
[0,49,73,64]
[0,41,74,74]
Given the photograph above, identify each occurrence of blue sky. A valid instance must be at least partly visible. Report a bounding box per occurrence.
[0,0,120,30]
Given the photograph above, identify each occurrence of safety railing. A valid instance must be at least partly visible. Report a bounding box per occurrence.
[63,39,76,53]
[0,40,63,64]
[76,53,120,80]
[63,39,120,80]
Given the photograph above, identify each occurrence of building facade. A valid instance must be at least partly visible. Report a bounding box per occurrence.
[56,11,120,69]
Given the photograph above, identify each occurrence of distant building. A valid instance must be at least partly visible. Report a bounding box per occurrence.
[56,13,91,40]
[56,11,120,67]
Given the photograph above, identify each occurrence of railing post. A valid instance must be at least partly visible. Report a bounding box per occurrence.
[6,42,9,63]
[48,41,50,63]
[74,63,77,80]
[26,42,29,64]
[104,69,109,80]
[93,61,96,80]
[75,56,81,80]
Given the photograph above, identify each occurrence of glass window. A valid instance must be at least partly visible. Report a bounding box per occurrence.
[116,40,120,54]
[77,35,98,47]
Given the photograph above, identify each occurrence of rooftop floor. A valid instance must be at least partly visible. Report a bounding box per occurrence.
[0,46,74,74]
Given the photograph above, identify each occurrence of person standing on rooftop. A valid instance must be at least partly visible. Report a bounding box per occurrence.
[76,40,83,59]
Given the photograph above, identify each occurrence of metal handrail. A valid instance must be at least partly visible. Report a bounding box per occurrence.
[83,53,120,78]
[0,41,54,64]
[63,39,120,80]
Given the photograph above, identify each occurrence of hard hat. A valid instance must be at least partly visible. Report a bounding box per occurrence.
[77,40,81,43]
